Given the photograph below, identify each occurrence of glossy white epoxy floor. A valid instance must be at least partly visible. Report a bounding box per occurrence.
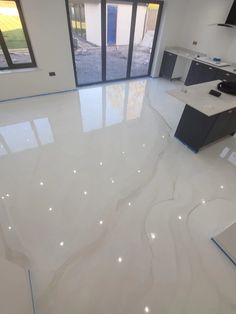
[0,78,236,314]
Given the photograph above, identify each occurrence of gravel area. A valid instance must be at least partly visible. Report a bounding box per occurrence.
[74,45,151,85]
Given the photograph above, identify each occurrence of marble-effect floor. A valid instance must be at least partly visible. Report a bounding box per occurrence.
[0,78,236,314]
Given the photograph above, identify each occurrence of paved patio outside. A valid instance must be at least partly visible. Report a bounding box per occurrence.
[74,44,151,85]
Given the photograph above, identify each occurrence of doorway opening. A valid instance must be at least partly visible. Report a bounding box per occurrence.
[66,0,163,86]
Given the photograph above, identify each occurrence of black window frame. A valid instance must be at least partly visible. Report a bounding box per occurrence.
[0,0,36,70]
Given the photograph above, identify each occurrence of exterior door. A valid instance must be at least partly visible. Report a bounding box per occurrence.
[67,0,163,86]
[107,5,117,45]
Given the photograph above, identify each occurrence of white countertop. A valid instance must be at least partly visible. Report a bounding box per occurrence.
[165,47,236,75]
[165,46,204,60]
[168,80,236,116]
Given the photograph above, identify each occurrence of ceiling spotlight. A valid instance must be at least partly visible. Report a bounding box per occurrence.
[60,241,64,247]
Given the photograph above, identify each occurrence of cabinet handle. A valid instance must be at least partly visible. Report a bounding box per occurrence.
[168,53,172,56]
[228,110,233,114]
[226,73,230,76]
[195,62,199,66]
[209,67,213,70]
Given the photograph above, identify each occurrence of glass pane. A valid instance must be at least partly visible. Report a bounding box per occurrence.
[106,2,132,81]
[130,3,159,77]
[69,1,102,85]
[0,46,7,68]
[0,0,32,64]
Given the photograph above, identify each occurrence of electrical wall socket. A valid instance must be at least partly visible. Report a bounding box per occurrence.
[192,41,198,46]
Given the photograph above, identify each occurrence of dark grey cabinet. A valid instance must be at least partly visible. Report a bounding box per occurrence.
[185,61,218,86]
[160,51,177,79]
[175,105,236,152]
[204,110,234,145]
[185,60,236,86]
[160,50,236,87]
[215,69,236,82]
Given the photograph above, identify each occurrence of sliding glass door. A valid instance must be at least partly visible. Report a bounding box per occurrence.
[67,0,163,86]
[106,1,132,81]
[130,3,160,77]
[68,0,102,85]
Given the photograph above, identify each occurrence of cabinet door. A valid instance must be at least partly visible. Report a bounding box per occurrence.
[215,69,236,82]
[185,61,218,86]
[160,51,177,79]
[198,63,218,83]
[185,61,202,86]
[204,110,233,145]
[227,108,236,134]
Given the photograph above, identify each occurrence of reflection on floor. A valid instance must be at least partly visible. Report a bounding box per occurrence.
[80,80,146,132]
[0,78,236,314]
[0,118,54,155]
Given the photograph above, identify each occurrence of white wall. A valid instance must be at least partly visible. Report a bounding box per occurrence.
[0,0,76,102]
[151,0,188,77]
[116,4,146,45]
[134,6,147,44]
[178,0,236,63]
[151,0,236,77]
[0,257,33,314]
[85,3,101,46]
[85,3,146,46]
[116,4,132,46]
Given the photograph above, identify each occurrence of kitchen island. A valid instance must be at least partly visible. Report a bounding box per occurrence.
[168,81,236,152]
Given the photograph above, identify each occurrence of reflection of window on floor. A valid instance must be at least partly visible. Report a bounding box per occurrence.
[0,118,54,156]
[106,85,125,127]
[0,0,36,70]
[79,81,146,133]
[79,87,103,132]
[126,80,146,120]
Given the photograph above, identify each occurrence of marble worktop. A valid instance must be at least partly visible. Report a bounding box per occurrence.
[168,80,236,116]
[165,46,236,75]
